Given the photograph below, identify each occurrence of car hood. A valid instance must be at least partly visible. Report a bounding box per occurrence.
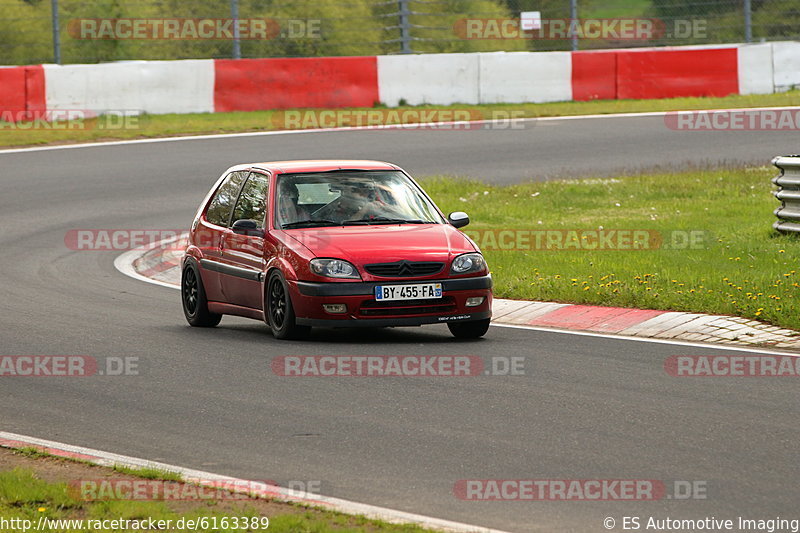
[283,224,477,264]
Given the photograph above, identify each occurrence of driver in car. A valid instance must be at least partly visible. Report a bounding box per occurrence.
[302,182,407,223]
[346,183,405,220]
[277,182,310,225]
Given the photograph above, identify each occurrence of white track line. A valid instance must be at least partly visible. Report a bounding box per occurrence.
[2,105,799,155]
[0,431,507,533]
[115,237,800,357]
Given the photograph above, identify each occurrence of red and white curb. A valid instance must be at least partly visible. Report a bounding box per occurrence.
[113,234,186,290]
[493,300,800,349]
[116,235,800,352]
[0,431,508,533]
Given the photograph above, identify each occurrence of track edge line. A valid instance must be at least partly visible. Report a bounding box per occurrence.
[0,431,510,533]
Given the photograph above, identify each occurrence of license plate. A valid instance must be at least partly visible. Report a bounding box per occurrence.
[374,283,442,301]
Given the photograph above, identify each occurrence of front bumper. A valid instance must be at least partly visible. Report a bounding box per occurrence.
[295,310,492,328]
[295,274,492,296]
[290,274,493,327]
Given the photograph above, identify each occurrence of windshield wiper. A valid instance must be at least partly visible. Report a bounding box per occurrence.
[281,219,341,228]
[342,217,429,225]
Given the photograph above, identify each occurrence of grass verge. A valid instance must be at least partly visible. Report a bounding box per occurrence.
[1,90,800,148]
[0,447,434,533]
[111,465,183,482]
[421,165,800,332]
[12,448,181,482]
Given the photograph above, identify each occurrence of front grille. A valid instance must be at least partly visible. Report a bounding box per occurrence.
[359,296,456,317]
[365,260,444,277]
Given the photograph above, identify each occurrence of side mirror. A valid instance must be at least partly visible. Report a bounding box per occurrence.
[231,219,264,237]
[448,211,470,229]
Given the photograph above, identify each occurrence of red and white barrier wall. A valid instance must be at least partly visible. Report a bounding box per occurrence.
[0,65,45,118]
[2,42,799,120]
[43,60,215,114]
[772,42,800,92]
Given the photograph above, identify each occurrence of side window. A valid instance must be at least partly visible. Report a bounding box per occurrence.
[231,173,270,228]
[205,171,248,227]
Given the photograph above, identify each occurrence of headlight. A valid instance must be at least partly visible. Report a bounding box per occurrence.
[450,253,486,275]
[310,258,361,279]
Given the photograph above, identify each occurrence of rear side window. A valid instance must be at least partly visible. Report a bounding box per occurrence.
[205,171,248,227]
[231,173,269,228]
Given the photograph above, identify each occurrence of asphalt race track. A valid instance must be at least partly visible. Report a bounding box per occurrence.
[2,114,799,532]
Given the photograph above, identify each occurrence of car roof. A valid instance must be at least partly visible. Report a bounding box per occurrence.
[240,160,400,174]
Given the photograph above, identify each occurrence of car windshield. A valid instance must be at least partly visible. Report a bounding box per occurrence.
[275,171,445,228]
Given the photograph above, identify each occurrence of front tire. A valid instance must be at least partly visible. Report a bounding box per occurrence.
[266,271,310,340]
[448,318,490,339]
[182,261,222,327]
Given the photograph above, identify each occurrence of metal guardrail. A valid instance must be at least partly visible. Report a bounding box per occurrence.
[772,155,800,233]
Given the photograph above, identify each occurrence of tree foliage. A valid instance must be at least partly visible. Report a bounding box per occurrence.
[0,0,798,65]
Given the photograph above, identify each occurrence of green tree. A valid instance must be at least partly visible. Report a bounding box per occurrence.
[234,0,382,58]
[752,0,800,40]
[0,0,52,64]
[650,0,738,19]
[373,0,527,54]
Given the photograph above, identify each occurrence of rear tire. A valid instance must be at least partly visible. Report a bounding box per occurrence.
[448,318,490,339]
[266,271,310,340]
[182,261,222,327]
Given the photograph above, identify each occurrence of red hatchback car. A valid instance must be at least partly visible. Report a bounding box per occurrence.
[181,160,492,339]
